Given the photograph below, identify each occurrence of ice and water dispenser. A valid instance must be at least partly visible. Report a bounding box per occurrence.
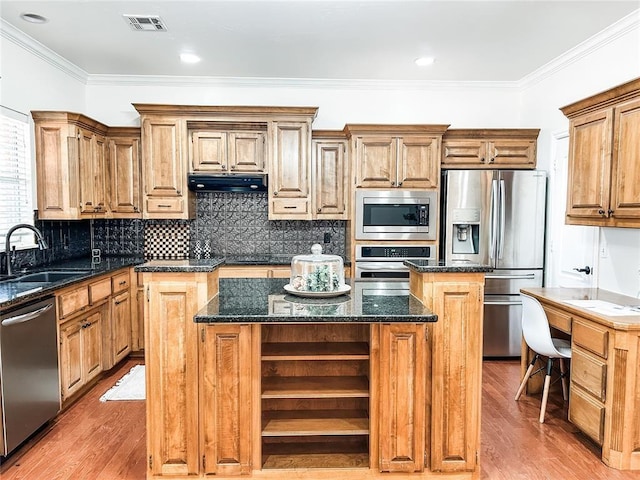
[450,208,480,255]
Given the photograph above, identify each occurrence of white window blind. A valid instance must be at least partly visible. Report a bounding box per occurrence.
[0,107,34,252]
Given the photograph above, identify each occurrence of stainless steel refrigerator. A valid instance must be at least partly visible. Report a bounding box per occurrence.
[441,170,547,357]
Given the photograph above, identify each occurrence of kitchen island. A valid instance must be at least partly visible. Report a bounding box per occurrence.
[137,260,491,480]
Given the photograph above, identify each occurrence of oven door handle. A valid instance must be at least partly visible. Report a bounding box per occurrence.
[357,264,408,270]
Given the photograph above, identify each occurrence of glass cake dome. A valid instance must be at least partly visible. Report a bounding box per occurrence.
[289,244,346,294]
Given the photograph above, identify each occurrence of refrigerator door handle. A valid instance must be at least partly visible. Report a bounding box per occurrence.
[498,179,506,259]
[489,179,498,260]
[484,300,522,306]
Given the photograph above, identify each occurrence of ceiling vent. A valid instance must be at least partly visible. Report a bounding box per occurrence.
[123,15,167,32]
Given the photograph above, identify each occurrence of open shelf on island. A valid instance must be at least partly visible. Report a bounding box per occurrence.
[261,342,370,360]
[262,436,369,469]
[261,376,369,399]
[262,409,369,436]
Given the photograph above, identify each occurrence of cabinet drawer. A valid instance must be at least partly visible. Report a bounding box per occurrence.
[112,271,130,293]
[59,286,90,319]
[569,387,605,446]
[89,277,112,304]
[573,319,608,358]
[571,348,607,401]
[271,198,309,215]
[543,305,572,334]
[146,197,183,213]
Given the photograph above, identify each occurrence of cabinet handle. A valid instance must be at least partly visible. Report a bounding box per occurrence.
[85,201,93,206]
[119,280,127,285]
[391,181,396,186]
[283,206,296,209]
[176,190,181,195]
[598,209,606,215]
[230,165,236,170]
[157,204,172,208]
[273,191,278,196]
[398,181,403,186]
[134,207,139,212]
[114,300,122,305]
[221,165,226,169]
[608,209,614,216]
[481,158,485,163]
[489,158,495,163]
[317,208,321,213]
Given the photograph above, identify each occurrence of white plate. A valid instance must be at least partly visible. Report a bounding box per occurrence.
[283,284,351,298]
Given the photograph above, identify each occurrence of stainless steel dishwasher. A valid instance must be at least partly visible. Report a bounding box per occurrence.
[0,296,60,456]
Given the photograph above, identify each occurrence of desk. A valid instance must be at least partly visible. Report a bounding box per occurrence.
[520,287,640,471]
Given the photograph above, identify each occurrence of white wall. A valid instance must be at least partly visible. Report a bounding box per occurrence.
[520,14,640,296]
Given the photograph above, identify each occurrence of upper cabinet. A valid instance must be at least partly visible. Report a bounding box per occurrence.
[190,129,266,173]
[344,124,449,189]
[108,127,142,217]
[134,105,317,220]
[441,129,539,169]
[561,77,640,228]
[311,130,349,220]
[32,112,141,220]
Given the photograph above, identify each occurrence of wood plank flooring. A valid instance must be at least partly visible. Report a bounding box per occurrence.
[1,358,638,479]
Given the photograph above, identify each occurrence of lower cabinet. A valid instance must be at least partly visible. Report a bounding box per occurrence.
[111,290,132,364]
[200,324,253,475]
[59,304,105,401]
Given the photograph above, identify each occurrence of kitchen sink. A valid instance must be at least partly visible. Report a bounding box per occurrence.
[9,270,91,283]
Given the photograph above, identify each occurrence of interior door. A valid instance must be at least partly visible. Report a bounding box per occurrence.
[549,133,598,288]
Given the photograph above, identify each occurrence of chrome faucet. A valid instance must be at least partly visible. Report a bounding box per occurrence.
[4,224,49,276]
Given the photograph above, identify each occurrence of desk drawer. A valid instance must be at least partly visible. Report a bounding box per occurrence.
[573,318,608,358]
[571,348,607,401]
[569,387,605,446]
[543,305,572,334]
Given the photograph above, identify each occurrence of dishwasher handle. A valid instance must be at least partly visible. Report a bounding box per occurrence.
[1,303,54,327]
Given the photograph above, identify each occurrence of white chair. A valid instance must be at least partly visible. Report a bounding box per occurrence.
[515,293,572,423]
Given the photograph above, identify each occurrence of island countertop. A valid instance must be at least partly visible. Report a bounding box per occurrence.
[404,258,493,273]
[195,278,437,323]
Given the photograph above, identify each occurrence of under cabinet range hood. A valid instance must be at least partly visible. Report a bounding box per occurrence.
[187,173,268,192]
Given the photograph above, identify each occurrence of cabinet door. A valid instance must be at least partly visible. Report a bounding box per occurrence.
[313,139,347,218]
[191,130,227,172]
[397,136,440,189]
[354,135,396,188]
[565,109,613,220]
[146,281,200,476]
[109,134,141,216]
[269,121,311,219]
[60,319,83,401]
[83,309,104,383]
[201,324,252,475]
[378,323,426,473]
[92,133,109,215]
[430,281,482,472]
[112,291,132,364]
[488,138,536,168]
[78,127,96,214]
[441,138,484,167]
[228,131,265,172]
[610,98,640,220]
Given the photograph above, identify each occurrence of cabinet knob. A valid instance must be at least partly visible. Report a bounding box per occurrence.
[176,190,181,195]
[598,209,606,216]
[489,158,495,163]
[221,165,226,169]
[608,209,614,216]
[274,191,278,196]
[391,181,396,186]
[317,208,321,213]
[398,181,403,186]
[481,158,485,163]
[230,165,236,170]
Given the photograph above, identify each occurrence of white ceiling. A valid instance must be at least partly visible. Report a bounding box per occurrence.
[1,0,638,82]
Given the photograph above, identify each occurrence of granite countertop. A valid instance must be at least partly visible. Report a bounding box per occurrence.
[0,255,144,310]
[195,278,437,323]
[134,258,225,272]
[404,259,493,273]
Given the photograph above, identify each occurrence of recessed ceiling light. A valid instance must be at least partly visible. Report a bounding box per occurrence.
[180,53,201,64]
[20,13,48,24]
[415,57,435,67]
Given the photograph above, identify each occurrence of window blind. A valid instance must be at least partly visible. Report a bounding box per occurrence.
[0,108,34,252]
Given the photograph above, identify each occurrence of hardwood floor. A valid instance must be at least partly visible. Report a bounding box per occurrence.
[1,358,637,479]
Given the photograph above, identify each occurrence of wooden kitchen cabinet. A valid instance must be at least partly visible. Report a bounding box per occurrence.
[59,304,105,401]
[378,323,426,473]
[269,120,314,219]
[190,129,266,173]
[312,130,349,219]
[108,127,142,217]
[32,112,110,219]
[561,77,640,227]
[441,129,539,169]
[111,289,132,365]
[345,124,448,189]
[143,270,219,477]
[200,323,254,475]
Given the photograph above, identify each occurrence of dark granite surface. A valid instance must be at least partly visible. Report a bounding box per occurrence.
[0,256,144,310]
[134,258,225,272]
[195,278,437,323]
[404,259,493,273]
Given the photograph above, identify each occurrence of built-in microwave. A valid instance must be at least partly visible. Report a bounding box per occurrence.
[355,190,437,240]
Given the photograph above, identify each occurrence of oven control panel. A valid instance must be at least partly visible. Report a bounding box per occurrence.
[356,245,434,260]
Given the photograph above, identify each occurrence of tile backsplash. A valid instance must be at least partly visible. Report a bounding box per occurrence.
[2,192,347,271]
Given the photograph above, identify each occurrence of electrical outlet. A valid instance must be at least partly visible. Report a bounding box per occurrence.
[599,240,609,258]
[323,232,331,243]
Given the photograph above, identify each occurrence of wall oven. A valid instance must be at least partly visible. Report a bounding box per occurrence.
[355,244,435,280]
[355,190,437,241]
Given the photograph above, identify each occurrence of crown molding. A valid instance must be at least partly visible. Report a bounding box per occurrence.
[85,74,517,91]
[518,8,640,90]
[1,19,88,84]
